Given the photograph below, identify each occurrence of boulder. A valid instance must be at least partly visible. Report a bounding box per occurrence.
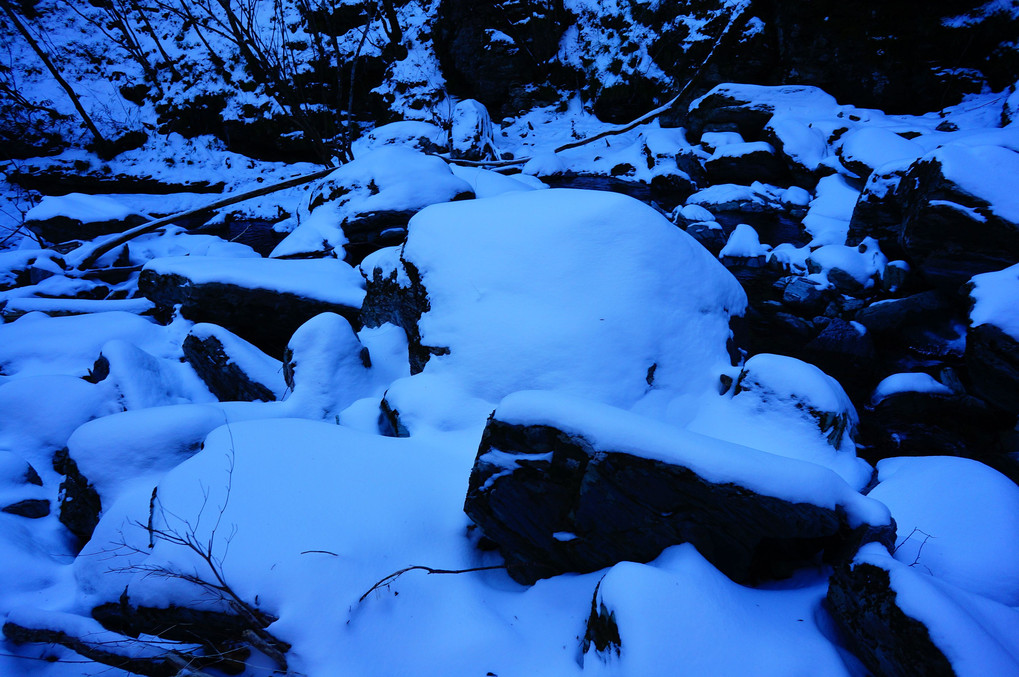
[704,141,790,186]
[734,353,857,449]
[899,145,1019,290]
[394,188,746,406]
[464,391,892,585]
[282,313,375,420]
[270,148,474,263]
[828,543,1019,677]
[801,317,878,400]
[966,264,1019,414]
[857,389,1013,470]
[182,324,285,403]
[846,164,910,257]
[835,127,924,181]
[359,246,436,375]
[685,84,840,140]
[139,256,365,357]
[24,193,147,245]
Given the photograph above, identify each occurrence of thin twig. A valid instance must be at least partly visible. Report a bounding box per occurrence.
[359,564,506,603]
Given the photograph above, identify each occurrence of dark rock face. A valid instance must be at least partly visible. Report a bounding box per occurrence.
[899,147,1019,291]
[704,145,789,187]
[54,448,101,548]
[434,0,566,115]
[801,318,879,401]
[1,498,50,518]
[139,270,361,359]
[464,417,892,586]
[858,390,1013,470]
[182,331,278,403]
[827,561,956,677]
[966,323,1019,416]
[360,258,445,374]
[26,213,148,246]
[847,167,909,258]
[339,210,418,265]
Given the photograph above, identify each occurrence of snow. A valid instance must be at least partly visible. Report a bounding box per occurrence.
[72,418,597,676]
[583,547,853,677]
[494,390,888,527]
[872,373,954,403]
[24,193,137,224]
[141,256,366,308]
[868,456,1019,606]
[802,174,860,245]
[929,144,1019,224]
[0,311,174,378]
[403,188,747,407]
[838,126,925,175]
[719,223,769,258]
[271,148,473,259]
[807,241,887,288]
[449,164,546,198]
[968,262,1019,339]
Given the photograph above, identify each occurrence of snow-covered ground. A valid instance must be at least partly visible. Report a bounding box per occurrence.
[2,1,1019,673]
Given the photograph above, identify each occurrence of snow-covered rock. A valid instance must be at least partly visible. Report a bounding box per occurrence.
[139,256,365,356]
[868,456,1019,606]
[465,390,892,584]
[182,323,285,402]
[900,144,1019,289]
[395,188,747,407]
[965,263,1019,413]
[271,148,474,261]
[828,542,1019,677]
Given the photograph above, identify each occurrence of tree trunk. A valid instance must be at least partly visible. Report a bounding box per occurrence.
[0,0,107,145]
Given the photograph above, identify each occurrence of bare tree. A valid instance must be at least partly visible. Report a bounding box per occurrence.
[0,0,107,145]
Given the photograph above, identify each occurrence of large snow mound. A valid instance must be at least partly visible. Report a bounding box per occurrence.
[868,456,1019,606]
[402,188,748,407]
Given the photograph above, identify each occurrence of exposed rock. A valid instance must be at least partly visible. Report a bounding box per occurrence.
[827,558,956,677]
[1,498,50,518]
[464,392,892,585]
[704,142,790,187]
[857,389,1013,468]
[685,84,840,140]
[899,145,1019,290]
[966,323,1019,415]
[801,318,879,401]
[139,256,365,357]
[54,447,102,548]
[359,248,436,375]
[183,324,283,402]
